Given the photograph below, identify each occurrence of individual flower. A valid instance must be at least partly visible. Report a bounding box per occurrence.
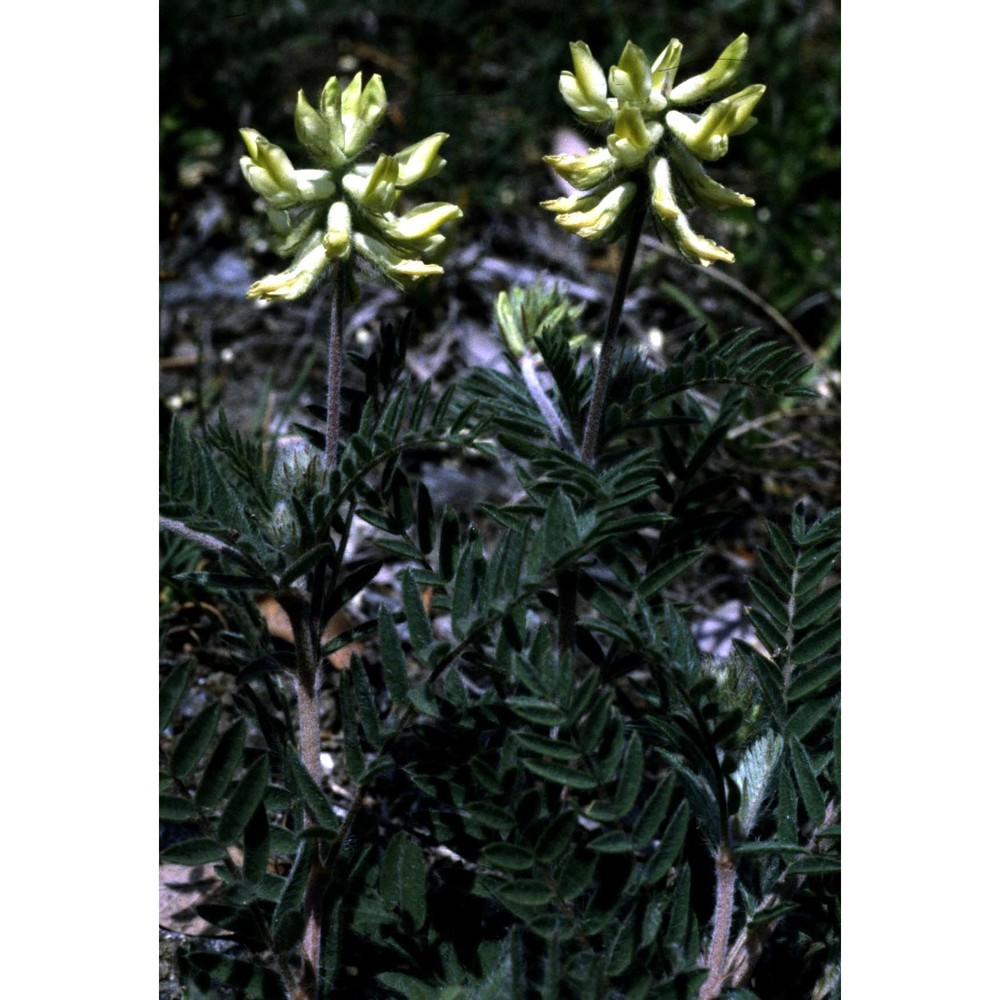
[240,73,462,299]
[543,34,765,266]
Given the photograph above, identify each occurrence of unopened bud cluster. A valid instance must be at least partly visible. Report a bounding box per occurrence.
[240,73,462,299]
[543,35,765,266]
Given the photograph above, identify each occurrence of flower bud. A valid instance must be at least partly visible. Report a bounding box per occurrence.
[294,90,331,162]
[322,201,352,259]
[668,213,735,266]
[240,130,301,207]
[241,159,290,205]
[318,77,346,150]
[669,33,749,105]
[559,41,613,123]
[341,73,388,157]
[649,156,681,222]
[608,107,663,168]
[395,133,448,186]
[272,205,324,257]
[666,110,726,160]
[608,40,651,104]
[266,206,293,237]
[388,258,445,280]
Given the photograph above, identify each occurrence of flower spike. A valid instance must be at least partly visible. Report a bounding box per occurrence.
[542,32,765,266]
[240,72,462,300]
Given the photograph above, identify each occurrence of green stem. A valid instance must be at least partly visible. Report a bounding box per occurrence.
[325,264,347,468]
[580,179,648,465]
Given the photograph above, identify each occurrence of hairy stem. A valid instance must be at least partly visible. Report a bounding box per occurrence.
[724,800,840,988]
[325,264,347,468]
[698,847,738,1000]
[561,185,647,655]
[278,588,324,999]
[580,180,648,465]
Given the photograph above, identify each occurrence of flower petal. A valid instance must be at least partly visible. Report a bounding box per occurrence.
[607,106,663,168]
[650,39,683,101]
[559,42,613,122]
[353,232,443,287]
[667,83,765,160]
[358,153,399,213]
[384,202,463,241]
[608,40,651,104]
[341,73,388,157]
[395,133,448,186]
[669,142,755,210]
[248,235,330,300]
[543,147,617,190]
[552,182,636,241]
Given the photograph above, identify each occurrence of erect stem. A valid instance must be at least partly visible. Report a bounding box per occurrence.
[580,178,648,465]
[325,263,347,468]
[277,588,325,999]
[698,847,738,1000]
[723,800,840,988]
[558,180,648,658]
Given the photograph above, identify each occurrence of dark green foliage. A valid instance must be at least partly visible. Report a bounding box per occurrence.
[159,659,192,734]
[170,703,221,779]
[161,284,838,996]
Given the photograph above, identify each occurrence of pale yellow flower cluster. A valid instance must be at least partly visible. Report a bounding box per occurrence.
[543,35,765,266]
[240,73,462,299]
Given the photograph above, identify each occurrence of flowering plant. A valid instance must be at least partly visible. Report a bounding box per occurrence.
[161,29,839,1000]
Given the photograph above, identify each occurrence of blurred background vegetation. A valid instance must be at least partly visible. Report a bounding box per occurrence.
[161,0,839,352]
